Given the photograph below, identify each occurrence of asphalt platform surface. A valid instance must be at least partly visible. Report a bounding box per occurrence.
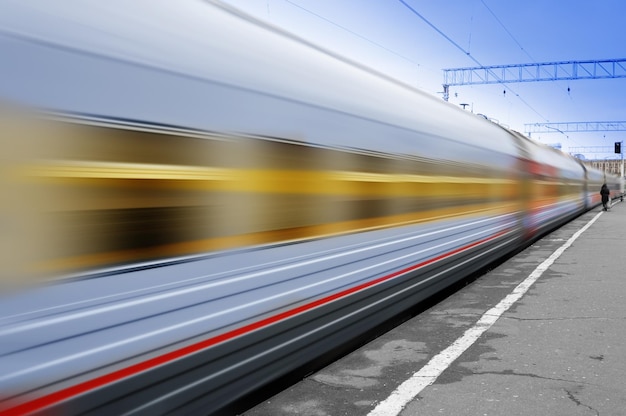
[244,200,626,416]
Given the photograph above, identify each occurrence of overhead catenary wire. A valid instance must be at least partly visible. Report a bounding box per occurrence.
[284,0,421,67]
[283,0,549,125]
[396,0,549,123]
[480,0,535,62]
[479,0,573,100]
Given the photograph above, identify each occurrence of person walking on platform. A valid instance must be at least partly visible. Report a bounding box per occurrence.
[600,183,611,211]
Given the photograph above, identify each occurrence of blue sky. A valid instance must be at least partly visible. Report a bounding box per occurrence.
[221,0,626,159]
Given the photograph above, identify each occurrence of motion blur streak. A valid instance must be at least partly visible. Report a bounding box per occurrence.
[0,1,623,415]
[1,112,520,282]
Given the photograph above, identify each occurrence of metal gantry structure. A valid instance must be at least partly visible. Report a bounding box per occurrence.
[524,121,626,135]
[527,122,624,175]
[442,58,626,101]
[569,146,618,154]
[440,58,625,175]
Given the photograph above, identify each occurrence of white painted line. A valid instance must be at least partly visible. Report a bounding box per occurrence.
[367,210,604,416]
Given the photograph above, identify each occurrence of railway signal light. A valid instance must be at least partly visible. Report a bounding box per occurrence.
[615,142,621,154]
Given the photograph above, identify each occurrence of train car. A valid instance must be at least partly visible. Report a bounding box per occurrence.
[516,133,587,236]
[580,160,623,209]
[0,1,622,415]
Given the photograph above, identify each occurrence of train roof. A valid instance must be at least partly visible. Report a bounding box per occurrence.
[0,0,520,159]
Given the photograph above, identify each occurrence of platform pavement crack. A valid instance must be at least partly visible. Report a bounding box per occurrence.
[565,388,599,416]
[447,368,601,387]
[499,315,623,322]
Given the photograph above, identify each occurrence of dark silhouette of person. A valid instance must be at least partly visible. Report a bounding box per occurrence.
[600,183,610,211]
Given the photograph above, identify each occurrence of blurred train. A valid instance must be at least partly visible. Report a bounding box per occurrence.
[0,1,623,415]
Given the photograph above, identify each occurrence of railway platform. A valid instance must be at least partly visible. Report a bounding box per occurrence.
[244,200,626,416]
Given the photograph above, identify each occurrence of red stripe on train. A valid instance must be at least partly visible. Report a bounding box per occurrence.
[1,229,509,416]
